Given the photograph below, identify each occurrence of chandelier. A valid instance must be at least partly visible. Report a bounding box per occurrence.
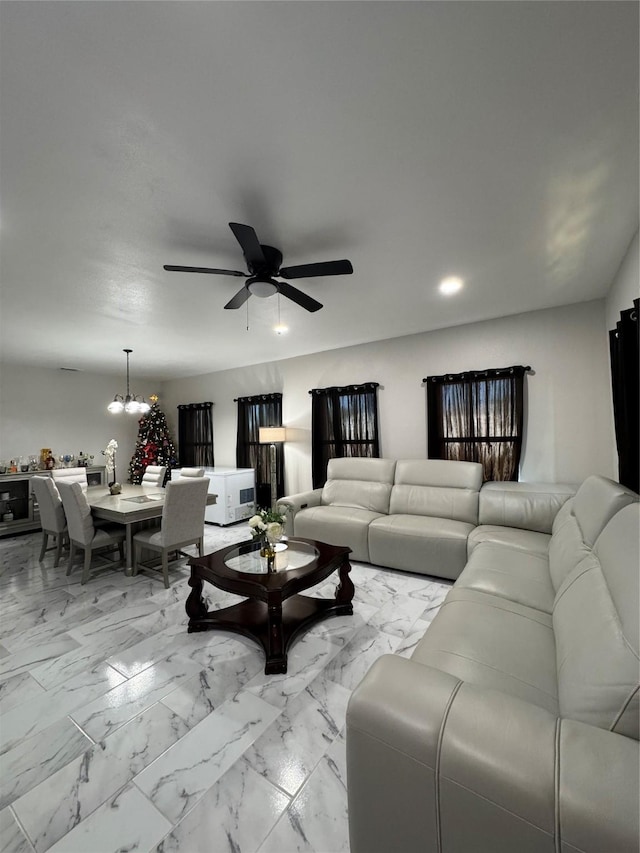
[107,349,151,414]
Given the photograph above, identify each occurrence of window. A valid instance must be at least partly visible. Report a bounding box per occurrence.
[425,366,527,481]
[235,393,283,509]
[177,402,214,467]
[310,383,380,488]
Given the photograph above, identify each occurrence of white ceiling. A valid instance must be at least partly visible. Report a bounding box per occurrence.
[1,1,637,381]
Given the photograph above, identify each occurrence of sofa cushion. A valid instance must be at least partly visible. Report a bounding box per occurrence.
[551,497,574,534]
[368,514,474,579]
[293,504,383,563]
[467,525,550,557]
[548,512,592,593]
[412,587,559,714]
[572,475,638,546]
[390,460,482,525]
[322,479,392,514]
[478,481,576,534]
[553,504,640,738]
[456,543,555,613]
[321,457,396,514]
[395,459,483,490]
[549,476,638,591]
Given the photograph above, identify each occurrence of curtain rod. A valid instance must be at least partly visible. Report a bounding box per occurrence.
[308,382,380,395]
[177,401,214,410]
[422,366,532,383]
[233,393,283,402]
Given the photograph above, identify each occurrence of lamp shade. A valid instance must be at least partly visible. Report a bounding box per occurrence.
[259,427,286,444]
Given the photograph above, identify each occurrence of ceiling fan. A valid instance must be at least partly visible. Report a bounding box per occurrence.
[163,222,353,313]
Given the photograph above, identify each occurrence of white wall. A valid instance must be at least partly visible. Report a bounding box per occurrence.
[0,364,159,480]
[161,299,614,494]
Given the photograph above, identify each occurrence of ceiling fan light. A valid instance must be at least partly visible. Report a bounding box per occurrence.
[138,400,151,414]
[108,398,124,414]
[248,278,278,298]
[439,276,464,296]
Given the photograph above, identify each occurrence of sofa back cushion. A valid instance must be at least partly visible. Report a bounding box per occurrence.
[390,460,482,525]
[549,475,638,591]
[572,475,638,545]
[321,457,396,514]
[478,481,576,534]
[553,503,640,739]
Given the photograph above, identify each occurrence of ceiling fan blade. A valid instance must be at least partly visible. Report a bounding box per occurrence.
[279,259,353,279]
[224,286,251,310]
[228,223,266,272]
[277,281,323,313]
[164,265,246,277]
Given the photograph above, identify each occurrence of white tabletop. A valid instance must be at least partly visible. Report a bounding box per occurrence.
[87,484,216,522]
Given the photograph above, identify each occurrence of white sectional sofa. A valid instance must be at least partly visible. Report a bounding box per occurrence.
[279,459,640,853]
[278,457,576,580]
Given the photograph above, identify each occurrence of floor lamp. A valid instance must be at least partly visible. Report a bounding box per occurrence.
[258,427,286,511]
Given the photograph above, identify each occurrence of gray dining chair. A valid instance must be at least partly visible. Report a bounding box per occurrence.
[141,465,167,487]
[58,481,125,584]
[31,475,67,566]
[132,477,209,588]
[179,467,205,477]
[52,467,88,492]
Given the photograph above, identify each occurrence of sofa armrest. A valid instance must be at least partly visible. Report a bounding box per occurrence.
[276,489,322,528]
[347,655,639,853]
[558,719,640,853]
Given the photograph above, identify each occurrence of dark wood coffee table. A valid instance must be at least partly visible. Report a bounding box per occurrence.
[186,537,354,674]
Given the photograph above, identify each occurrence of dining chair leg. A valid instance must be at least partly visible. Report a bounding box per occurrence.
[66,542,77,575]
[118,540,125,566]
[132,542,139,576]
[54,534,64,568]
[197,537,203,557]
[162,550,170,588]
[39,532,48,562]
[81,548,92,585]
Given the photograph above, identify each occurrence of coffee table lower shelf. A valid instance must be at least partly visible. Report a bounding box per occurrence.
[187,593,353,674]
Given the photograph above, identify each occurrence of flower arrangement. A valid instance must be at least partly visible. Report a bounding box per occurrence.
[102,439,118,485]
[248,507,286,542]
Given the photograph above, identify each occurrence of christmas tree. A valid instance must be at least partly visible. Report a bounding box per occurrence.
[128,396,178,484]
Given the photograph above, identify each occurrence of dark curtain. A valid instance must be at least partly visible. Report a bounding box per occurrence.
[310,383,380,488]
[426,366,527,481]
[177,402,214,467]
[609,298,639,492]
[236,393,284,509]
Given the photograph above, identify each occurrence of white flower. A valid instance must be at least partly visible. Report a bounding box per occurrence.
[266,522,283,537]
[248,515,267,532]
[102,439,118,473]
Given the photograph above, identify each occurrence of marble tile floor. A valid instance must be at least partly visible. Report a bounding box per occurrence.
[0,524,451,853]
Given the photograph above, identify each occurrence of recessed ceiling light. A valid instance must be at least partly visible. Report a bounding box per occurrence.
[439,276,464,295]
[273,323,288,336]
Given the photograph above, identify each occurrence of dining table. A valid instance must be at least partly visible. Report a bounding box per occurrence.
[86,484,217,569]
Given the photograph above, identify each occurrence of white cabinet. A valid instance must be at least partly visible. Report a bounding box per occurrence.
[172,467,255,526]
[0,467,107,537]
